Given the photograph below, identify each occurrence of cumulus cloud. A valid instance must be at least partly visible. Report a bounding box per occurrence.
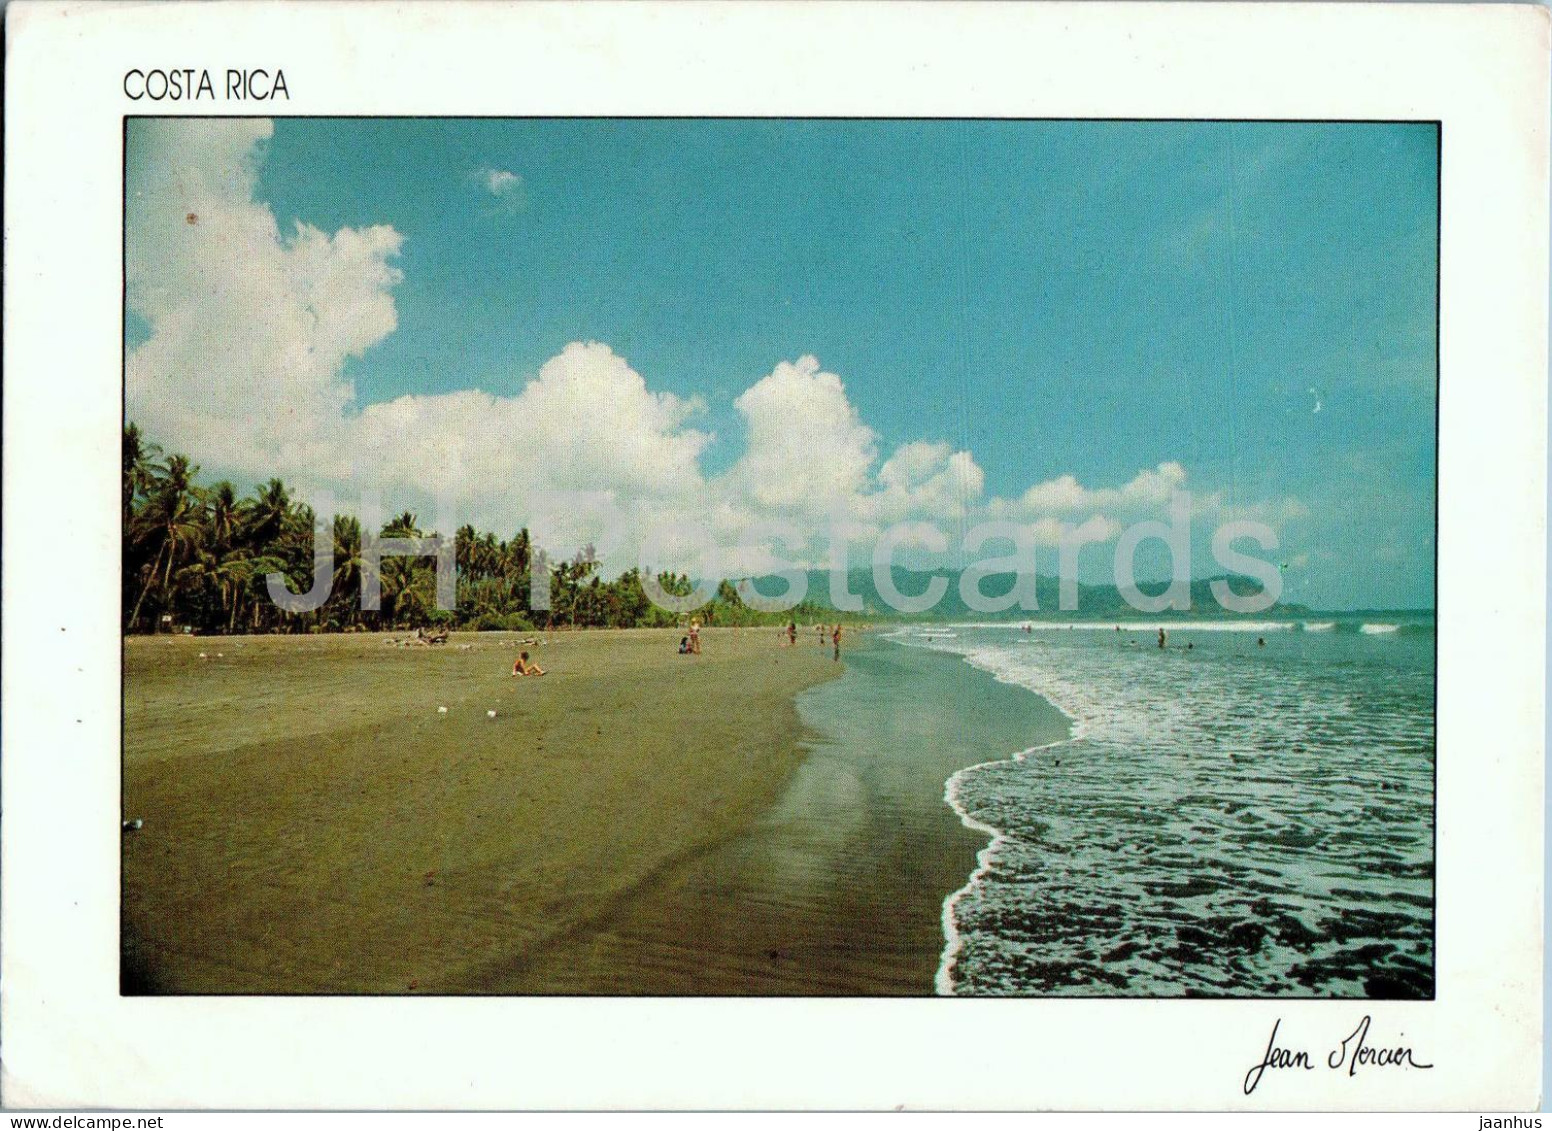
[721,355,878,513]
[126,122,705,546]
[357,342,707,499]
[348,342,716,558]
[870,442,985,525]
[1026,515,1123,548]
[999,461,1189,517]
[125,119,1305,580]
[985,461,1309,556]
[127,119,404,475]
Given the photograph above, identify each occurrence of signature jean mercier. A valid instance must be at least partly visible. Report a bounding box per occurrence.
[1243,1017,1434,1095]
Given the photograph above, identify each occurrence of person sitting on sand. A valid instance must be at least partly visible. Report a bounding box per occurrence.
[512,651,546,677]
[678,636,690,655]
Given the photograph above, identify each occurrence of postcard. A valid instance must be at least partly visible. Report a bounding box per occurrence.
[3,0,1546,1112]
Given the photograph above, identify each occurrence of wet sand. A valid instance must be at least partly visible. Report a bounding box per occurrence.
[489,639,1070,995]
[123,628,1066,995]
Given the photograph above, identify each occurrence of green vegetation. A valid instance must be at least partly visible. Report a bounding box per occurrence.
[122,425,843,635]
[125,424,1301,635]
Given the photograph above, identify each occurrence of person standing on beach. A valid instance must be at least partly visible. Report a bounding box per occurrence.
[1158,627,1166,650]
[689,619,701,655]
[832,623,842,662]
[787,620,797,647]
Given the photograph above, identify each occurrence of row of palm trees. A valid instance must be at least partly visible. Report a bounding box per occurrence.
[122,425,830,635]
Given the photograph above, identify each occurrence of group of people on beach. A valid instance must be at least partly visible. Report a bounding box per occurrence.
[511,618,851,672]
[677,618,844,660]
[777,620,843,661]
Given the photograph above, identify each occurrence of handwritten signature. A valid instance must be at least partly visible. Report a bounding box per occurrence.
[1243,1016,1433,1095]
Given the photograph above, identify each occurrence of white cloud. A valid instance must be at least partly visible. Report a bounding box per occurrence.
[473,166,526,214]
[351,340,711,524]
[1027,515,1123,547]
[126,120,1307,580]
[870,441,985,525]
[720,355,878,514]
[127,118,403,478]
[987,461,1308,554]
[999,461,1189,518]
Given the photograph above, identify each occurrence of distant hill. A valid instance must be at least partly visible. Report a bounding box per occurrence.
[742,567,1309,622]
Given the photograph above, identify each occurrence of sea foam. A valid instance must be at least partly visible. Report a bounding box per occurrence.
[900,626,1434,997]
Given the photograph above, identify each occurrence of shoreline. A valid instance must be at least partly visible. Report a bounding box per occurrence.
[916,626,1435,997]
[881,632,1080,995]
[122,625,1071,995]
[487,634,1069,995]
[936,729,1075,995]
[878,628,1081,996]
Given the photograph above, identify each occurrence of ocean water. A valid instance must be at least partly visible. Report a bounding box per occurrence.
[891,618,1435,998]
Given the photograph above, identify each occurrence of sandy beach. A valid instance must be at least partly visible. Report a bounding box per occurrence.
[122,627,842,993]
[492,640,1069,994]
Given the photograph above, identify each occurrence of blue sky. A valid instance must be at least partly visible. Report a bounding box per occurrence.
[127,118,1437,610]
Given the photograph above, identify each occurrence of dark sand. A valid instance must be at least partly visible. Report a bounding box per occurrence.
[123,628,1066,995]
[493,639,1070,994]
[122,628,838,993]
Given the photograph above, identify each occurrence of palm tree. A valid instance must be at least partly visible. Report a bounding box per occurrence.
[122,423,163,524]
[509,528,532,575]
[213,552,257,634]
[206,481,242,554]
[477,531,499,580]
[121,426,826,635]
[455,523,478,578]
[329,514,375,629]
[245,478,292,548]
[383,511,420,538]
[241,554,287,632]
[128,463,204,630]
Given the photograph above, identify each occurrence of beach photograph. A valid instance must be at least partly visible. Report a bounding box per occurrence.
[122,117,1437,998]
